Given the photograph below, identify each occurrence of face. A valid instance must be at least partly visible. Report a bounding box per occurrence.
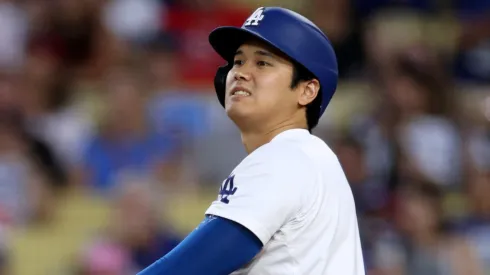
[148,51,178,87]
[395,189,439,236]
[225,40,318,130]
[387,75,428,115]
[104,68,145,124]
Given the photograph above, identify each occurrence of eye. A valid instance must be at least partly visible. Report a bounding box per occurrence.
[257,60,270,67]
[233,59,244,66]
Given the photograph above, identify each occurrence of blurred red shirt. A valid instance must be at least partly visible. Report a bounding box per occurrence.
[163,5,251,88]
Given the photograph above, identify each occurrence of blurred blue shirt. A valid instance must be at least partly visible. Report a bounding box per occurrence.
[148,90,211,140]
[83,129,177,193]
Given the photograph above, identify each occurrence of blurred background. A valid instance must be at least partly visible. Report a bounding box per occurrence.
[0,0,488,274]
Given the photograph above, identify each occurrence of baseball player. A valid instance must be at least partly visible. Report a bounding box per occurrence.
[138,6,365,275]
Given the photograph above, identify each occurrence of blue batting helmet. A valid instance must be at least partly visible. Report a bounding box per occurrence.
[209,6,338,118]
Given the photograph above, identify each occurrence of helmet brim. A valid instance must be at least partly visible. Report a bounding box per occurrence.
[209,26,280,63]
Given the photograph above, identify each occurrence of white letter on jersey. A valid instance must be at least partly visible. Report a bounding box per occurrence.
[244,7,265,26]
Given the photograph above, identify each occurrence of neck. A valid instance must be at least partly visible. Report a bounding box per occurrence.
[240,120,307,154]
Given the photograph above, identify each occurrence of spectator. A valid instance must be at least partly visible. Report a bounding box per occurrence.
[0,0,27,70]
[309,0,365,78]
[334,134,390,215]
[334,134,391,272]
[103,0,163,46]
[146,39,211,141]
[372,179,484,275]
[110,178,181,270]
[20,39,95,173]
[77,177,180,274]
[80,63,180,195]
[76,240,133,275]
[453,0,490,83]
[390,48,463,188]
[0,71,66,228]
[453,171,490,273]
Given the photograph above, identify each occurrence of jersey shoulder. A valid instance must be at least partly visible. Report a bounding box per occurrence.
[238,136,315,176]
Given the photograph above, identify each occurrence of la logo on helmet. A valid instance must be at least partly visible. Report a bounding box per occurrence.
[244,7,265,26]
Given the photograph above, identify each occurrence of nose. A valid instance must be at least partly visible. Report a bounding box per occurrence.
[232,66,252,82]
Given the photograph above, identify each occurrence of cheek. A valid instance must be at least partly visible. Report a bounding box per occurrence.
[225,70,234,87]
[255,74,292,104]
[224,72,235,99]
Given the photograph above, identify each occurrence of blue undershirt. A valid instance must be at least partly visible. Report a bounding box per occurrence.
[137,215,262,275]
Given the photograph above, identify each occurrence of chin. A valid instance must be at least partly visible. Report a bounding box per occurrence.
[226,104,246,118]
[225,103,255,124]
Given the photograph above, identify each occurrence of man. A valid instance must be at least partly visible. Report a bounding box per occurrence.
[138,6,365,275]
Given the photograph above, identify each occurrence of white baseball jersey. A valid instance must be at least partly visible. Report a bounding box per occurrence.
[205,129,365,275]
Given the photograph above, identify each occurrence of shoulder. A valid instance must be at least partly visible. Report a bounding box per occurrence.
[239,138,315,177]
[261,132,341,174]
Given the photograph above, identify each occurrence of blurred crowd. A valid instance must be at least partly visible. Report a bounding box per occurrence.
[0,0,489,274]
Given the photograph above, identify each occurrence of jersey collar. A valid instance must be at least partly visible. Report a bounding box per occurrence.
[271,128,310,142]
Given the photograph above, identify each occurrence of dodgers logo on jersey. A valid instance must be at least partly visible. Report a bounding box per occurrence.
[244,7,265,26]
[219,174,237,204]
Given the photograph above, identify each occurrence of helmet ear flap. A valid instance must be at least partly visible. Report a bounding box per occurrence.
[214,63,233,107]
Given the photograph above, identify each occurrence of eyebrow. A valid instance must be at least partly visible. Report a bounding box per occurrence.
[234,49,275,59]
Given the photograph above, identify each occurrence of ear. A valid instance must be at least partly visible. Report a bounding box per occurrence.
[297,79,320,107]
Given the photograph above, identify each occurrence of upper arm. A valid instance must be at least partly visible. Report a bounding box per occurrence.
[137,215,262,275]
[205,147,311,244]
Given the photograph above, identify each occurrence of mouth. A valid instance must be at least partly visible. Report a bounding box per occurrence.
[230,87,252,97]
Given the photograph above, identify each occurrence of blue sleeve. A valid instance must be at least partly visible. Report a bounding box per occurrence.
[137,215,263,275]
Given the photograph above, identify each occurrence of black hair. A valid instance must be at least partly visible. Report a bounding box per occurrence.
[398,178,447,232]
[395,52,454,117]
[290,62,322,132]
